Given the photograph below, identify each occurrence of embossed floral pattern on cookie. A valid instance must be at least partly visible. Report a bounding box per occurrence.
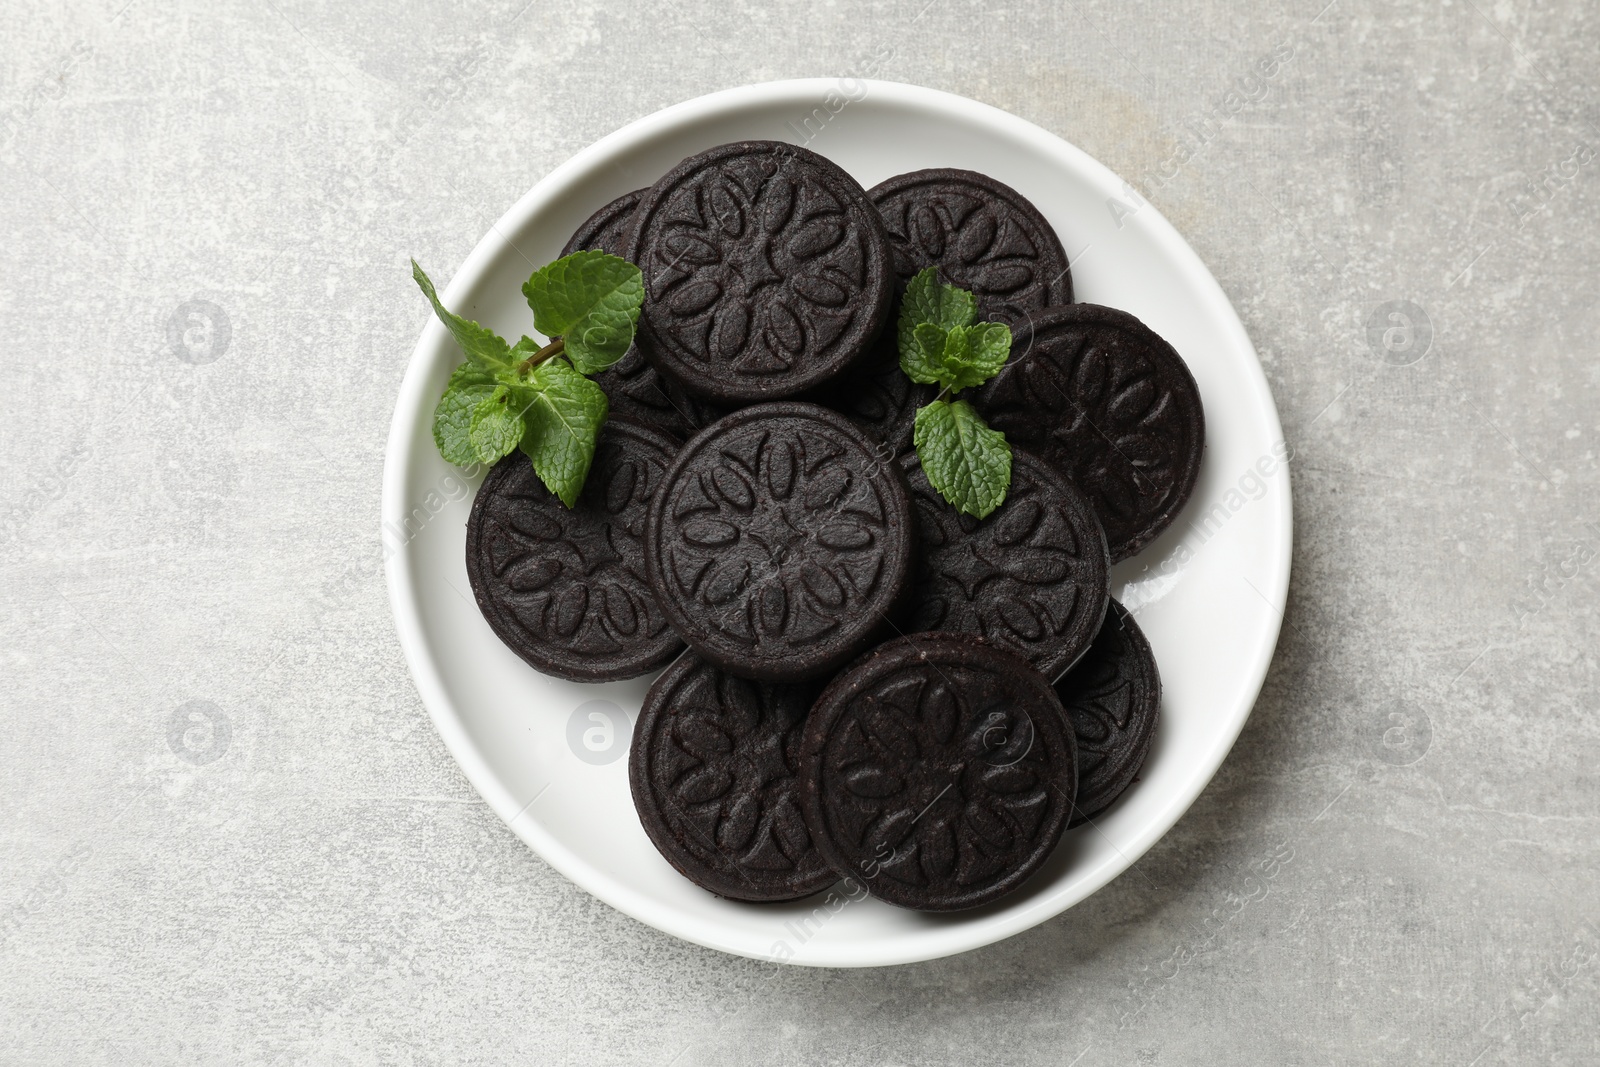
[629,142,892,403]
[646,403,913,682]
[630,653,835,901]
[975,304,1204,561]
[1054,599,1161,824]
[798,633,1076,911]
[870,168,1073,330]
[466,418,684,681]
[902,449,1109,679]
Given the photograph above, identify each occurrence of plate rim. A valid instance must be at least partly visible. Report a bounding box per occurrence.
[382,77,1293,967]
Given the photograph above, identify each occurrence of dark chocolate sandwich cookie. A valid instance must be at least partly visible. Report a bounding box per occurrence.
[1054,599,1161,825]
[870,168,1073,330]
[466,418,683,682]
[628,141,893,404]
[974,304,1204,562]
[630,652,836,902]
[645,402,914,684]
[901,449,1110,679]
[561,188,722,441]
[560,188,645,258]
[798,633,1076,911]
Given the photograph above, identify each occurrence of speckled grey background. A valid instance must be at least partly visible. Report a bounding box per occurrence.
[3,0,1597,1063]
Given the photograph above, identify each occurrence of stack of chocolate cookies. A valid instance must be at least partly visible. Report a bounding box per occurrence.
[465,141,1197,911]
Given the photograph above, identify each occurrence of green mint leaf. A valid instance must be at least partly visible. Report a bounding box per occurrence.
[898,266,977,353]
[901,321,950,386]
[467,386,526,464]
[939,325,974,387]
[432,363,500,466]
[521,250,643,375]
[518,357,609,507]
[896,269,1011,393]
[942,322,1011,390]
[914,398,1012,519]
[903,266,978,329]
[412,259,514,373]
[902,321,1014,393]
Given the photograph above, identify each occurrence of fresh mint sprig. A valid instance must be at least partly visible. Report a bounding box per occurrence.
[899,267,1014,519]
[412,250,643,507]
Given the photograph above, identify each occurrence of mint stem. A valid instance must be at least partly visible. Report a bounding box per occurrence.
[516,336,565,375]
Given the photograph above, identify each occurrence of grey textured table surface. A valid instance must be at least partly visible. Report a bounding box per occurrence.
[4,0,1598,1063]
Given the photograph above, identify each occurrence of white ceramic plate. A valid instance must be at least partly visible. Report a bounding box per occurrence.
[384,79,1292,967]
